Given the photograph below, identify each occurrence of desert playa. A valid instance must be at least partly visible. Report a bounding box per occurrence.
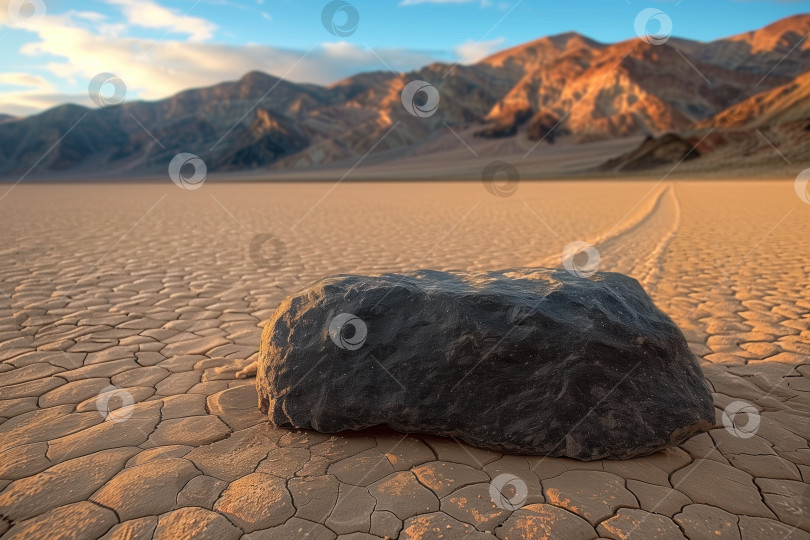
[0,179,808,539]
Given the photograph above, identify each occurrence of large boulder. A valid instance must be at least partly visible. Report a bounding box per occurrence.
[256,268,714,460]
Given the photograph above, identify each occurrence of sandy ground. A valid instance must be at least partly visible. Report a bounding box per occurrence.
[0,179,808,539]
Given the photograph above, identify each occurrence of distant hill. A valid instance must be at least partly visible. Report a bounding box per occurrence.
[1,14,809,178]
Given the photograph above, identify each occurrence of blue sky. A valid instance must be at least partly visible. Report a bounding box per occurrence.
[0,0,808,116]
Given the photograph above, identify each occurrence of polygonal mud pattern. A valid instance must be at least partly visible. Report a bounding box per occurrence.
[1,182,809,539]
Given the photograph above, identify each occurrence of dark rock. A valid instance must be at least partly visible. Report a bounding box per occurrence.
[474,122,518,138]
[256,268,714,460]
[527,111,567,143]
[474,108,532,139]
[599,133,700,172]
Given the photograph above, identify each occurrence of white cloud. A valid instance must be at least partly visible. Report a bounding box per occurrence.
[0,8,439,116]
[105,0,217,42]
[453,37,506,63]
[71,11,107,23]
[0,91,92,117]
[0,72,54,88]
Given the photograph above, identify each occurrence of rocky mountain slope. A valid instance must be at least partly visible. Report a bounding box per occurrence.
[0,15,808,177]
[700,71,810,129]
[599,134,701,172]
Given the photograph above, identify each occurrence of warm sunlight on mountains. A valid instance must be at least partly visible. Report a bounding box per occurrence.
[0,15,809,178]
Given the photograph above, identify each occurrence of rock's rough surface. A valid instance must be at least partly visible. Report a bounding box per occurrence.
[256,268,714,460]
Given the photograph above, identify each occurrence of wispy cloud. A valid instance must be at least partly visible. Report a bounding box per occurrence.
[453,37,506,63]
[105,0,217,41]
[0,4,441,116]
[0,72,54,88]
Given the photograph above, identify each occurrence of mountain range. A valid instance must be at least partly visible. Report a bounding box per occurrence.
[1,14,809,179]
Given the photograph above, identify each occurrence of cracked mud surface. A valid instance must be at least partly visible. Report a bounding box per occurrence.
[0,180,808,539]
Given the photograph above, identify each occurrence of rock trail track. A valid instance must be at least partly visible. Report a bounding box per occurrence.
[532,182,680,293]
[0,181,808,540]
